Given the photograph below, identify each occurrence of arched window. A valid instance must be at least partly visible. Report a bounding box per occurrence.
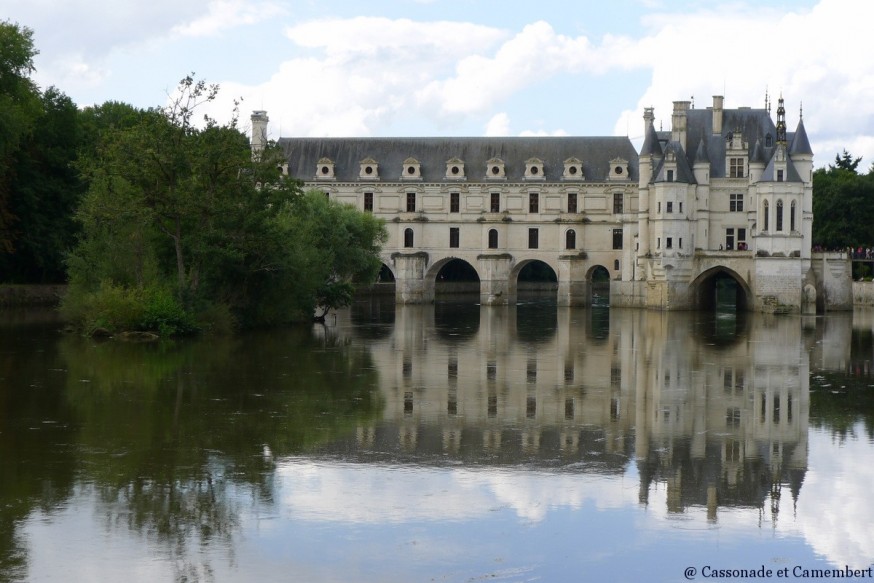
[763,200,770,232]
[566,229,576,250]
[776,199,784,231]
[488,229,498,249]
[404,228,414,248]
[790,201,797,232]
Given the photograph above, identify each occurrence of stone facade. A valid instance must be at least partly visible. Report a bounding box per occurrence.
[255,95,849,312]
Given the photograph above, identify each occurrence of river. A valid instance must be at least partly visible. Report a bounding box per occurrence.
[1,300,873,582]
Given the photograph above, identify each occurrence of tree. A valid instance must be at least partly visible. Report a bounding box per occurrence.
[65,76,386,332]
[0,87,85,282]
[279,190,387,320]
[830,149,863,173]
[812,153,874,249]
[0,20,42,255]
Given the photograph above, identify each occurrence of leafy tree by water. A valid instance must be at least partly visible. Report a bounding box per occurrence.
[65,75,386,332]
[0,87,86,282]
[812,152,874,249]
[0,21,43,257]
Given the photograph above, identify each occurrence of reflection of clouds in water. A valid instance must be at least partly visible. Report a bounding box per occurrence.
[785,429,874,567]
[277,460,639,523]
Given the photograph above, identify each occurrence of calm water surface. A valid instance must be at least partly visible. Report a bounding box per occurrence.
[1,300,874,582]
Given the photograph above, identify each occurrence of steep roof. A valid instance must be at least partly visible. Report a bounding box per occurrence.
[682,107,780,178]
[652,141,696,184]
[789,118,813,157]
[278,136,639,183]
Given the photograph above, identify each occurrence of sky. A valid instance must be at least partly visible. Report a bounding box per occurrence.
[3,0,872,168]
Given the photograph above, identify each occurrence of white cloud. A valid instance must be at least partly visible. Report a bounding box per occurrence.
[611,0,874,163]
[484,113,511,136]
[171,0,285,37]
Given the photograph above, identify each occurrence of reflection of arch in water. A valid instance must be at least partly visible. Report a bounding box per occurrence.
[692,267,753,312]
[587,265,611,306]
[427,257,481,297]
[512,259,558,301]
[514,300,558,344]
[433,301,481,343]
[690,309,750,349]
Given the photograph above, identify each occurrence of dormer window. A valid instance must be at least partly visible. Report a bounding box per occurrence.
[524,158,545,180]
[402,157,422,180]
[609,157,629,181]
[563,157,583,180]
[486,157,506,180]
[445,157,465,180]
[359,157,379,180]
[316,157,335,180]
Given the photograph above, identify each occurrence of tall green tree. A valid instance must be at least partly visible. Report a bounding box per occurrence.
[0,87,85,282]
[812,152,874,249]
[0,20,42,256]
[66,76,386,332]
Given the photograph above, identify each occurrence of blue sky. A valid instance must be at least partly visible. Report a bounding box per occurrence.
[3,0,870,167]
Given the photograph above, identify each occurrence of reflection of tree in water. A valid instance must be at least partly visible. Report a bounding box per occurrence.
[48,328,384,580]
[0,312,78,582]
[810,371,874,441]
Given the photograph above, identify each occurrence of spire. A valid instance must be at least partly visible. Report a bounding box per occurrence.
[789,117,813,157]
[776,96,787,145]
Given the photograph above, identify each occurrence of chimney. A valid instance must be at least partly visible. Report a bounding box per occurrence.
[671,101,689,152]
[712,95,724,135]
[250,110,269,159]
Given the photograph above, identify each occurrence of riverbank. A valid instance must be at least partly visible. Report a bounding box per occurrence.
[0,284,66,307]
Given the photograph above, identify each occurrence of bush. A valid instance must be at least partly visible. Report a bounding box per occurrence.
[60,281,199,336]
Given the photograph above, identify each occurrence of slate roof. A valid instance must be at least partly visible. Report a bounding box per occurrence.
[642,105,811,184]
[277,136,639,183]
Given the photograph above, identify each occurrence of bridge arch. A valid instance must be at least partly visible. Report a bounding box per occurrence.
[509,258,559,301]
[426,256,481,297]
[691,266,753,311]
[587,264,611,306]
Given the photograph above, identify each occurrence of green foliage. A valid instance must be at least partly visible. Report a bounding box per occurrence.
[67,76,386,332]
[0,20,43,256]
[812,154,874,249]
[279,190,387,318]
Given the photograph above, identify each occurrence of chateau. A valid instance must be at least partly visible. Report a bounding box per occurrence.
[253,95,850,312]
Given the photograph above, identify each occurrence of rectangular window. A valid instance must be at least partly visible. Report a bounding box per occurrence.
[679,202,683,213]
[738,228,747,250]
[449,227,459,248]
[450,192,459,213]
[529,192,539,213]
[730,193,744,212]
[406,192,416,212]
[528,228,539,249]
[666,237,673,249]
[568,192,578,214]
[679,237,683,248]
[730,157,745,178]
[490,192,500,213]
[725,228,735,250]
[612,228,623,250]
[667,169,674,182]
[364,192,373,212]
[613,192,623,214]
[658,201,661,213]
[666,201,673,213]
[777,169,784,182]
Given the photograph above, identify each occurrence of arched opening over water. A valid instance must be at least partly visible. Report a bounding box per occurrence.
[693,267,752,312]
[515,260,558,301]
[432,258,481,298]
[588,265,611,306]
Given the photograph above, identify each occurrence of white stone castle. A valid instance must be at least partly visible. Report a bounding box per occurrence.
[252,95,850,312]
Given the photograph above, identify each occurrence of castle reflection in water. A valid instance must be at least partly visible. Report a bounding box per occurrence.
[315,299,851,523]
